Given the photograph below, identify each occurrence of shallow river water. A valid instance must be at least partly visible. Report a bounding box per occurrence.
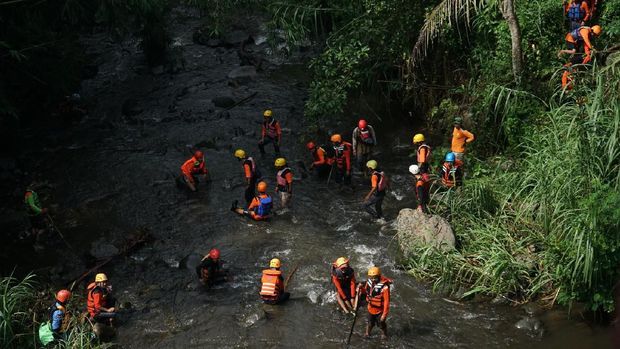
[5,7,614,349]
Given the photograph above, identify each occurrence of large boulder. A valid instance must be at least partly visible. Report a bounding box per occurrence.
[228,66,256,84]
[396,208,455,255]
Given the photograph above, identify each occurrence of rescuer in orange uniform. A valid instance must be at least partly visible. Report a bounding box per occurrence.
[362,266,391,339]
[180,150,209,192]
[196,248,228,287]
[565,0,590,30]
[364,160,388,219]
[86,273,116,325]
[274,157,293,208]
[331,257,359,314]
[260,258,290,305]
[451,117,475,161]
[234,149,261,205]
[558,25,602,65]
[258,109,282,156]
[412,133,432,174]
[232,181,273,221]
[328,134,352,185]
[306,141,330,178]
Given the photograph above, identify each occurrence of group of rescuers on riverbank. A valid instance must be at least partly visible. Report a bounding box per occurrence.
[558,0,604,89]
[32,109,474,344]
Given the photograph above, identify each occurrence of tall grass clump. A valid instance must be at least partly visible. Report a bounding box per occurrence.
[405,62,620,311]
[1,274,37,348]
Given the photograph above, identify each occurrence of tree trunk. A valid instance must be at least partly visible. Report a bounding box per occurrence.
[500,0,524,84]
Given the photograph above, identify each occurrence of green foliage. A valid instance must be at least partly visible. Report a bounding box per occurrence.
[186,0,259,36]
[0,274,37,349]
[405,67,620,311]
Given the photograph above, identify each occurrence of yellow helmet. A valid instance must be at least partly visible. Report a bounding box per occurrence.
[335,257,349,268]
[413,133,425,143]
[263,109,273,117]
[366,160,378,170]
[270,258,281,268]
[234,149,246,159]
[330,134,342,143]
[95,273,108,282]
[592,25,602,35]
[367,267,381,277]
[274,157,286,167]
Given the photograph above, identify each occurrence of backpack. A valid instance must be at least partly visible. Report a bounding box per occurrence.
[567,2,585,21]
[256,196,273,216]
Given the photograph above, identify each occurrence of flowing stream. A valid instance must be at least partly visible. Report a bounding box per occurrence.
[3,6,612,349]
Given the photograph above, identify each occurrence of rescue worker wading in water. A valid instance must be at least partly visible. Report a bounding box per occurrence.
[196,248,229,287]
[410,164,430,213]
[274,157,293,209]
[351,119,377,173]
[412,133,432,174]
[180,150,209,192]
[364,160,388,219]
[328,134,352,186]
[331,257,359,314]
[258,109,282,156]
[38,289,72,346]
[306,141,330,179]
[232,181,273,221]
[234,149,261,205]
[361,266,391,340]
[260,258,290,305]
[87,273,116,325]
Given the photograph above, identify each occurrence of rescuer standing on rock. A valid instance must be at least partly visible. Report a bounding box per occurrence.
[258,109,282,156]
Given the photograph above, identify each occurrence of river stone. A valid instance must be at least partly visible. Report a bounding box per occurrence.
[396,208,455,254]
[212,96,236,108]
[90,243,119,259]
[515,316,543,334]
[228,66,256,84]
[222,30,251,47]
[122,98,143,116]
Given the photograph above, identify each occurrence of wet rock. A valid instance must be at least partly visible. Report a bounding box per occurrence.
[222,30,252,47]
[515,316,544,335]
[192,28,211,45]
[151,65,165,75]
[80,64,99,79]
[396,208,455,255]
[90,243,119,259]
[217,111,231,119]
[122,99,143,117]
[228,66,256,84]
[212,96,236,108]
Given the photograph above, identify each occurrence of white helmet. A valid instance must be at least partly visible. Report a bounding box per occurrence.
[409,164,420,175]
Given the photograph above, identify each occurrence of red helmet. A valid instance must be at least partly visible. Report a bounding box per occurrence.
[358,119,367,129]
[56,289,71,303]
[306,141,316,150]
[209,248,220,260]
[194,150,204,159]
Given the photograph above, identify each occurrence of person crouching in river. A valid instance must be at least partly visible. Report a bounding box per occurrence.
[260,258,290,305]
[231,181,273,220]
[331,257,359,314]
[362,267,391,340]
[196,248,228,287]
[87,273,116,326]
[180,150,209,192]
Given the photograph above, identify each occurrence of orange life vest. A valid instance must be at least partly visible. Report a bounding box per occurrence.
[365,277,391,314]
[263,119,279,138]
[372,170,388,192]
[86,282,108,318]
[333,142,352,168]
[260,269,282,300]
[417,144,431,163]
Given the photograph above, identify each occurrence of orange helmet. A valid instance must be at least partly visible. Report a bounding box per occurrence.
[209,248,220,260]
[591,25,602,35]
[257,181,267,193]
[330,134,342,143]
[56,289,71,303]
[194,150,204,159]
[306,141,316,150]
